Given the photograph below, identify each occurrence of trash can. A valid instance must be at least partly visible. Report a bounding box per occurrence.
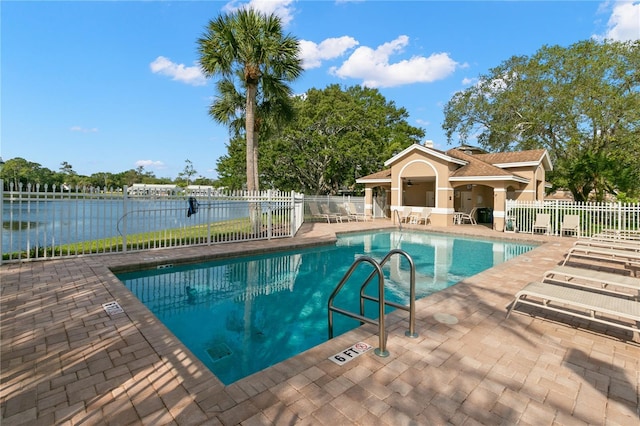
[477,208,492,224]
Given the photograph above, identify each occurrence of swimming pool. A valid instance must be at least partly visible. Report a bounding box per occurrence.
[116,230,536,384]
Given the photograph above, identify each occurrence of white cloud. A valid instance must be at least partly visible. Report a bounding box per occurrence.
[329,36,458,88]
[149,56,206,86]
[70,126,98,133]
[223,0,296,26]
[462,77,478,86]
[135,160,165,169]
[299,36,359,69]
[603,1,640,41]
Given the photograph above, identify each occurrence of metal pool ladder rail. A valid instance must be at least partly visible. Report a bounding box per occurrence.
[327,249,418,357]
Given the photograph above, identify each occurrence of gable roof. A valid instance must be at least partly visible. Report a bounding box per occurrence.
[357,144,552,185]
[384,143,466,167]
[356,169,391,183]
[446,149,529,183]
[474,149,553,171]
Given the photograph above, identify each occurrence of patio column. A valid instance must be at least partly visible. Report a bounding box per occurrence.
[493,187,506,231]
[364,187,373,218]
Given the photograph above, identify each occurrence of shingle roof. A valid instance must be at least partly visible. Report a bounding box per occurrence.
[357,169,391,181]
[474,149,547,165]
[358,146,550,183]
[446,149,513,178]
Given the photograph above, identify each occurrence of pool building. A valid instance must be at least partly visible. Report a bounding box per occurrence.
[357,142,553,231]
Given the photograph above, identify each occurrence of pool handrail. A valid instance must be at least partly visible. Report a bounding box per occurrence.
[327,256,389,357]
[359,249,418,339]
[327,248,418,358]
[394,209,403,229]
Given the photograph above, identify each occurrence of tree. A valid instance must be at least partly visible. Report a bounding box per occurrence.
[59,161,78,186]
[177,159,197,186]
[216,136,250,190]
[442,39,640,201]
[88,172,115,188]
[198,7,303,193]
[0,157,59,189]
[217,85,425,194]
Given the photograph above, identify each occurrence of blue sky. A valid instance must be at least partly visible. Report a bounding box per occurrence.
[2,0,639,180]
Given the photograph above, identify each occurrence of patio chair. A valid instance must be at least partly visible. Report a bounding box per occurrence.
[320,204,345,223]
[337,205,353,222]
[413,208,432,226]
[506,281,640,336]
[399,206,413,223]
[457,207,477,225]
[346,202,370,221]
[562,246,640,274]
[308,202,331,223]
[531,213,551,235]
[560,214,580,238]
[542,265,640,299]
[595,230,640,241]
[574,239,640,253]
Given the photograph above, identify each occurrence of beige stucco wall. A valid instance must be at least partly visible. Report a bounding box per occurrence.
[363,148,548,230]
[502,165,546,202]
[388,151,455,226]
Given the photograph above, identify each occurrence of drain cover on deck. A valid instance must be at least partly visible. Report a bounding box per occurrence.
[102,301,124,316]
[434,313,458,324]
[207,343,232,362]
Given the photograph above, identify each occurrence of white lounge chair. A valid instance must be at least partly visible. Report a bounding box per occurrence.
[560,215,580,238]
[506,281,640,336]
[320,204,346,223]
[590,234,640,243]
[399,207,413,223]
[598,229,640,241]
[562,246,640,273]
[543,265,640,299]
[346,202,370,221]
[412,208,432,226]
[308,202,331,223]
[456,207,477,225]
[574,239,640,253]
[532,213,551,235]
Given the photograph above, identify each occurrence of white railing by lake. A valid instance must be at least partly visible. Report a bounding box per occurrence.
[504,199,640,237]
[1,181,304,263]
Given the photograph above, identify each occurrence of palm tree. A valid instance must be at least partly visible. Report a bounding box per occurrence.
[198,8,302,193]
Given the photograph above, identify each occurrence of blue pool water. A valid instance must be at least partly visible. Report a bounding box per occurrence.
[116,231,536,384]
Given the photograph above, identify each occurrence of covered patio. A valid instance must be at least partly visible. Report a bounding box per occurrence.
[357,142,552,231]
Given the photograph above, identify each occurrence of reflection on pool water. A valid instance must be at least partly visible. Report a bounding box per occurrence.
[116,230,536,384]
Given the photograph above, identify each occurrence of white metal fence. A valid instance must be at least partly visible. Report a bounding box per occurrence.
[504,199,640,237]
[1,181,304,263]
[303,195,366,220]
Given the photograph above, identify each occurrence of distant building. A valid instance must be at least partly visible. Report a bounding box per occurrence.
[127,184,180,196]
[186,185,217,196]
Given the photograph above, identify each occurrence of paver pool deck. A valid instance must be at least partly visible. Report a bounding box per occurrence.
[1,220,639,425]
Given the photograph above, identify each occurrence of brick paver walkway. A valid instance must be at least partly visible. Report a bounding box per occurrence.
[1,221,639,425]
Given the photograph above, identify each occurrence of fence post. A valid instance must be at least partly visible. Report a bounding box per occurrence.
[290,191,296,237]
[0,179,3,266]
[206,187,212,246]
[122,186,128,252]
[267,189,273,240]
[617,202,623,234]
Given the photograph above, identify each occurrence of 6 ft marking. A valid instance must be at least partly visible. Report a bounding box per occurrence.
[329,342,373,365]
